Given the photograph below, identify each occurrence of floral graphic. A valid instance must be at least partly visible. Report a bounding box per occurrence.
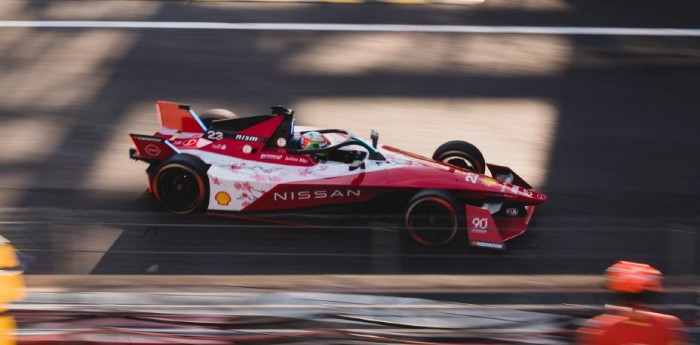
[299,167,313,177]
[230,163,246,171]
[233,181,266,207]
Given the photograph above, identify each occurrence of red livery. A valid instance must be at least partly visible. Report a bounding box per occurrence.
[130,101,547,249]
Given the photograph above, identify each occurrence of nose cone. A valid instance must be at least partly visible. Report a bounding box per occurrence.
[511,185,547,204]
[492,180,546,204]
[527,189,547,203]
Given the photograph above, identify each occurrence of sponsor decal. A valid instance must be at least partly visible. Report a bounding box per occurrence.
[215,191,231,206]
[182,138,198,147]
[260,153,283,160]
[470,217,489,233]
[211,143,227,150]
[284,156,309,164]
[505,208,519,216]
[242,145,252,154]
[134,135,161,143]
[521,188,533,197]
[235,134,260,142]
[276,137,287,147]
[537,194,546,200]
[273,189,361,201]
[144,144,161,157]
[473,241,504,250]
[480,176,499,187]
[510,185,520,193]
[464,172,478,184]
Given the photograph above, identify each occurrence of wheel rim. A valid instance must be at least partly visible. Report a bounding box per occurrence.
[155,165,204,213]
[406,198,458,246]
[439,153,479,172]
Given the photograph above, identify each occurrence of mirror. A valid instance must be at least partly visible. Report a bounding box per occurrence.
[370,129,379,148]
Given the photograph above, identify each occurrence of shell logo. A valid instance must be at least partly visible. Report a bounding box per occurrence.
[480,177,499,187]
[215,191,231,206]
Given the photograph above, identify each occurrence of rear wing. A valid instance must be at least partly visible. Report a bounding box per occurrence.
[155,101,206,138]
[129,134,179,162]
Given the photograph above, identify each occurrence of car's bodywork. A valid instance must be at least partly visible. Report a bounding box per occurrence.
[130,101,547,250]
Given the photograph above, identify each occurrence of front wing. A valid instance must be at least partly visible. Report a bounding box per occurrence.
[465,205,536,250]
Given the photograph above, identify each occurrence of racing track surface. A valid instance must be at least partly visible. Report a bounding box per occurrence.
[0,0,699,277]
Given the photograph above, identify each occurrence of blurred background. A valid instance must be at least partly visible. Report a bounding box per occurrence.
[0,0,698,343]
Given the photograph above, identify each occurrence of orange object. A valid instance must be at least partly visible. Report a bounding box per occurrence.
[0,315,16,345]
[215,191,232,206]
[156,101,206,134]
[0,237,23,345]
[605,261,664,293]
[576,306,689,345]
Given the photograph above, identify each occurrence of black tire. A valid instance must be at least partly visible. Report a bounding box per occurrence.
[432,140,486,173]
[200,108,237,127]
[152,154,209,214]
[405,189,462,246]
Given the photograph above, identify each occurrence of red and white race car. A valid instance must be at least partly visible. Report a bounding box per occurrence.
[130,101,547,249]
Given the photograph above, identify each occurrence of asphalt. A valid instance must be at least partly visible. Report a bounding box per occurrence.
[0,0,698,281]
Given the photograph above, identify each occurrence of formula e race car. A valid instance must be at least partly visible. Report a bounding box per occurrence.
[129,101,547,250]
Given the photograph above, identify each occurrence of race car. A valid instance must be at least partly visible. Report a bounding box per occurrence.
[129,101,547,249]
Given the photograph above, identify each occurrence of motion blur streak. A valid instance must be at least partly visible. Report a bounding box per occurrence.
[0,118,67,205]
[486,0,572,11]
[1,21,700,36]
[282,33,571,76]
[23,2,160,20]
[0,31,137,111]
[86,102,159,191]
[0,30,140,207]
[0,2,164,210]
[0,119,67,164]
[47,224,123,274]
[296,98,557,188]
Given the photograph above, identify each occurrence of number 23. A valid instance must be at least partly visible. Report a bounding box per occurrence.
[207,130,223,141]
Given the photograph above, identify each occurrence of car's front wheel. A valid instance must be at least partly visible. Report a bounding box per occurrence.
[405,189,462,246]
[152,154,209,214]
[433,140,486,173]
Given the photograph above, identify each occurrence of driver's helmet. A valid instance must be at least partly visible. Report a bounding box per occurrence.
[605,261,664,293]
[300,131,329,150]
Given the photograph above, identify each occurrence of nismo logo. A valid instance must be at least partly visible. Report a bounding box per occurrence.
[235,134,260,142]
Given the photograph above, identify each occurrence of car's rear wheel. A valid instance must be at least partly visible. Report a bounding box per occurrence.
[200,108,237,127]
[152,154,209,214]
[433,140,486,173]
[405,189,462,246]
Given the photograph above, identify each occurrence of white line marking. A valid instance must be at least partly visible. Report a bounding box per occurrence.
[0,21,698,36]
[13,303,699,311]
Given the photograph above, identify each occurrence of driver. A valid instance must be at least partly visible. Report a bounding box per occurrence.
[299,131,330,150]
[298,131,364,164]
